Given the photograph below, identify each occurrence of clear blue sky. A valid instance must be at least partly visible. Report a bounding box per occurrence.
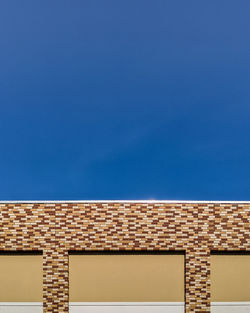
[0,1,249,200]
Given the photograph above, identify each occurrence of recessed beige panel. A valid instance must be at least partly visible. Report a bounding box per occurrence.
[69,254,184,302]
[211,255,250,301]
[0,255,43,302]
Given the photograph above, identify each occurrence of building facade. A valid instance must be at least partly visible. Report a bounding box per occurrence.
[0,201,249,313]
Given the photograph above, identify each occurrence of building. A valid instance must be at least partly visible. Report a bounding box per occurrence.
[0,200,249,313]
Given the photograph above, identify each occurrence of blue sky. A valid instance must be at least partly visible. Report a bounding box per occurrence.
[0,1,249,200]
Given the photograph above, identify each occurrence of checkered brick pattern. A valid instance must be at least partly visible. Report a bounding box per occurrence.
[0,201,249,313]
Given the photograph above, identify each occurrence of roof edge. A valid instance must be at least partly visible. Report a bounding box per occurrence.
[0,200,249,204]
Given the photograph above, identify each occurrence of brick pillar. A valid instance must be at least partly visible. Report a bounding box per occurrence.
[43,249,69,313]
[185,248,210,313]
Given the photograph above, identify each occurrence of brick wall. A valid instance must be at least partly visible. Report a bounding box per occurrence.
[0,201,249,313]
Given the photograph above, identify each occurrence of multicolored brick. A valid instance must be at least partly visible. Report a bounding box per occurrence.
[0,201,249,313]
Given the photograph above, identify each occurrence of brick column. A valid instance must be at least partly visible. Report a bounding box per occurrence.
[43,249,69,313]
[185,249,210,313]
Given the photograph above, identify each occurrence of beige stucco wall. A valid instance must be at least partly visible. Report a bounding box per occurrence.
[0,253,249,303]
[69,254,184,302]
[0,255,42,302]
[211,255,250,301]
